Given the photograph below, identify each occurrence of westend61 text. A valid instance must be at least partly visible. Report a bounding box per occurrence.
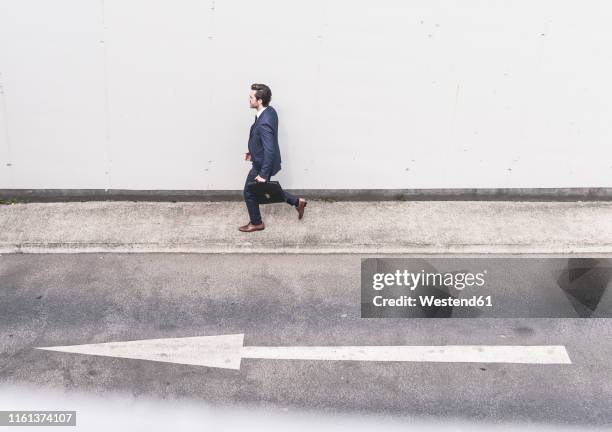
[373,295,493,307]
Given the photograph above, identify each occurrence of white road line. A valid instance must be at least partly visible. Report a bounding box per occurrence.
[242,345,572,364]
[36,334,572,370]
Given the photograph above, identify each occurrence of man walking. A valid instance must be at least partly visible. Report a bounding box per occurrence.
[239,83,307,232]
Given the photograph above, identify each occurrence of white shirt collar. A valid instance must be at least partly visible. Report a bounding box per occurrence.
[256,106,267,118]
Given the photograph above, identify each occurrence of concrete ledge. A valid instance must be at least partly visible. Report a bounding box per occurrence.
[1,201,612,254]
[1,187,612,202]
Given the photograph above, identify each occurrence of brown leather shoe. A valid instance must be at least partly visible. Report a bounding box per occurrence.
[296,198,307,220]
[238,222,265,232]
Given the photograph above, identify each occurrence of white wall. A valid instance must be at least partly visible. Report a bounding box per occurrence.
[1,0,611,190]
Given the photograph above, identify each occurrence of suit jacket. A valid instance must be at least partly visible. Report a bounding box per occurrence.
[248,105,282,180]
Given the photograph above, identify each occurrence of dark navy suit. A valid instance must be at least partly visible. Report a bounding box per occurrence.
[244,105,298,224]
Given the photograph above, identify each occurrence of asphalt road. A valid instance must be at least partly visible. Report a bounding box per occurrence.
[1,253,611,428]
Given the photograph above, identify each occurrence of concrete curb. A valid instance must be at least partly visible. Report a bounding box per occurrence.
[2,187,612,202]
[2,244,612,255]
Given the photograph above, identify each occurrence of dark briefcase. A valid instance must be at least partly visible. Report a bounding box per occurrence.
[247,180,285,204]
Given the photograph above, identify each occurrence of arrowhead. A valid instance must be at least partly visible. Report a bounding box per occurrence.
[36,334,245,370]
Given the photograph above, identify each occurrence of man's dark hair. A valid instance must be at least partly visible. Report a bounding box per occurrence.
[251,83,272,107]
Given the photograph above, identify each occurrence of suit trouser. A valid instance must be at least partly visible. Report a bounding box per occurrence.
[243,166,299,225]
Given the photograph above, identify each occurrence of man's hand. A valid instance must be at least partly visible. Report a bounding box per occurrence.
[255,175,266,183]
[244,152,252,161]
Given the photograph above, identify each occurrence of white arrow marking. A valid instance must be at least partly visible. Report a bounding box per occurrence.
[36,334,572,370]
